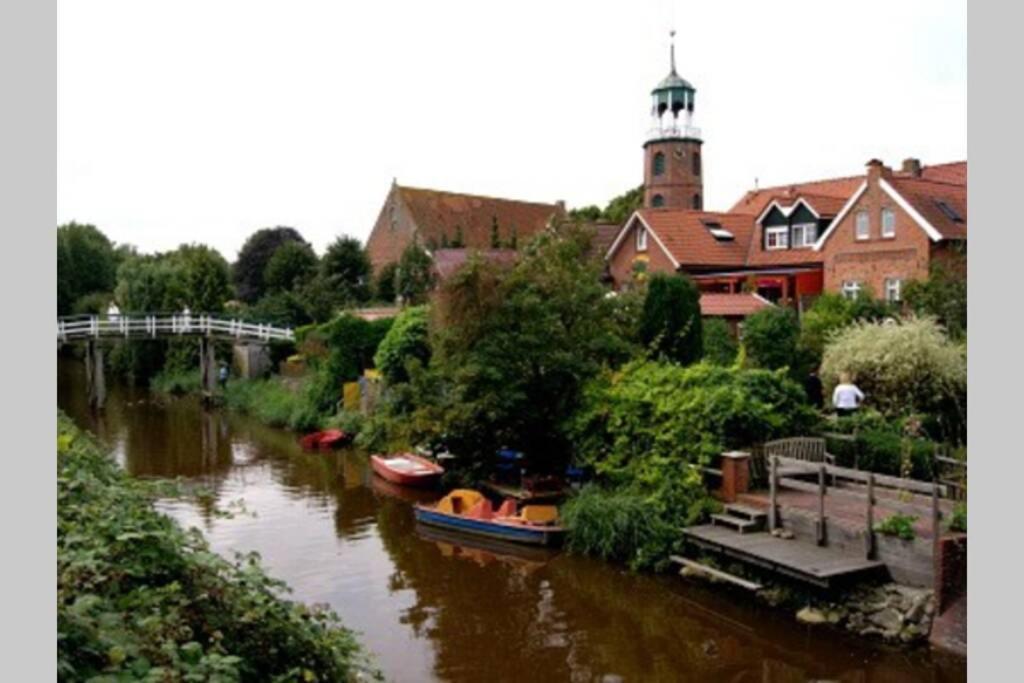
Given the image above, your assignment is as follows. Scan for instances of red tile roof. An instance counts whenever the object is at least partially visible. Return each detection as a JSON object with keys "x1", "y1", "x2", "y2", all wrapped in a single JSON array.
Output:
[
  {"x1": 636, "y1": 209, "x2": 756, "y2": 268},
  {"x1": 700, "y1": 293, "x2": 774, "y2": 317},
  {"x1": 887, "y1": 177, "x2": 967, "y2": 240},
  {"x1": 398, "y1": 185, "x2": 562, "y2": 251},
  {"x1": 919, "y1": 161, "x2": 967, "y2": 186}
]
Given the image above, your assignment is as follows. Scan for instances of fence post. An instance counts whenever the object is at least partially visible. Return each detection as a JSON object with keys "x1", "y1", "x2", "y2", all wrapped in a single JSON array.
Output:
[
  {"x1": 817, "y1": 463, "x2": 827, "y2": 546},
  {"x1": 932, "y1": 482, "x2": 941, "y2": 559},
  {"x1": 769, "y1": 455, "x2": 778, "y2": 532},
  {"x1": 865, "y1": 472, "x2": 875, "y2": 559}
]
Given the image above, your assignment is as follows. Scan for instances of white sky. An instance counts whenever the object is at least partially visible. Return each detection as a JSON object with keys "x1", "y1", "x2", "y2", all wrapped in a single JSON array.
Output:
[{"x1": 58, "y1": 0, "x2": 966, "y2": 261}]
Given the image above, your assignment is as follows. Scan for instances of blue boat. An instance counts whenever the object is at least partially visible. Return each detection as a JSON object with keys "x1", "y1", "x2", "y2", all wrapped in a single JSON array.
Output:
[{"x1": 413, "y1": 489, "x2": 565, "y2": 547}]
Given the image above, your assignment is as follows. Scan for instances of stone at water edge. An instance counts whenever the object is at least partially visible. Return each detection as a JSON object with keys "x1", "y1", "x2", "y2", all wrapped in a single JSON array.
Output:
[
  {"x1": 796, "y1": 607, "x2": 828, "y2": 625},
  {"x1": 869, "y1": 607, "x2": 904, "y2": 634}
]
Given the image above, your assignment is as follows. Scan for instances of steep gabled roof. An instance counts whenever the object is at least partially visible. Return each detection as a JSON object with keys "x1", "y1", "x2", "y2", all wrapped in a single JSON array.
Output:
[
  {"x1": 884, "y1": 177, "x2": 967, "y2": 240},
  {"x1": 610, "y1": 209, "x2": 756, "y2": 269},
  {"x1": 730, "y1": 176, "x2": 864, "y2": 218},
  {"x1": 398, "y1": 185, "x2": 563, "y2": 250},
  {"x1": 919, "y1": 161, "x2": 967, "y2": 185}
]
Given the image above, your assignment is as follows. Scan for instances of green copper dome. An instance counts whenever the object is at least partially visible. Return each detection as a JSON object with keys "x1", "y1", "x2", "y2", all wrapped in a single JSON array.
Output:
[{"x1": 652, "y1": 68, "x2": 693, "y2": 93}]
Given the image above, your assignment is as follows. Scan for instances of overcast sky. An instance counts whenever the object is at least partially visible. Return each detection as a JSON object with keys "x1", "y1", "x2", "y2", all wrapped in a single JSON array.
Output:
[{"x1": 58, "y1": 0, "x2": 966, "y2": 260}]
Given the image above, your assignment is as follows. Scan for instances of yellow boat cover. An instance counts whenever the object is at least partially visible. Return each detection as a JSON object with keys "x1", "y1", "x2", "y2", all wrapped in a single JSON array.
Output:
[
  {"x1": 435, "y1": 489, "x2": 485, "y2": 515},
  {"x1": 519, "y1": 505, "x2": 559, "y2": 525}
]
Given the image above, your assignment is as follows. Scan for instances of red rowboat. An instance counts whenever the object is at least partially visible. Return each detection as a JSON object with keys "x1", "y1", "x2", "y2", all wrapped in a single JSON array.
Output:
[
  {"x1": 371, "y1": 453, "x2": 444, "y2": 487},
  {"x1": 299, "y1": 429, "x2": 350, "y2": 451}
]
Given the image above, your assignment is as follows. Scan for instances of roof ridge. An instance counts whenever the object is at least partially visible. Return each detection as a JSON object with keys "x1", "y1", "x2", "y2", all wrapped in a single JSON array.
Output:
[
  {"x1": 398, "y1": 184, "x2": 560, "y2": 209},
  {"x1": 889, "y1": 176, "x2": 967, "y2": 189}
]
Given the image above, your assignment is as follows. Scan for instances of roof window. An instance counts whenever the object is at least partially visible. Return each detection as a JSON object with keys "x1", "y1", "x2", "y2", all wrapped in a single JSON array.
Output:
[
  {"x1": 701, "y1": 220, "x2": 734, "y2": 241},
  {"x1": 934, "y1": 200, "x2": 963, "y2": 223}
]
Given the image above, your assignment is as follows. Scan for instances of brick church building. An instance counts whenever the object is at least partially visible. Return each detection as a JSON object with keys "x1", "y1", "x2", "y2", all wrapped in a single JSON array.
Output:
[{"x1": 605, "y1": 39, "x2": 967, "y2": 316}]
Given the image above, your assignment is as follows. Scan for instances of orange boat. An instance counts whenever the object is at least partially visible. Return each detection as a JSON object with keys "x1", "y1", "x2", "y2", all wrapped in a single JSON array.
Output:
[
  {"x1": 414, "y1": 489, "x2": 565, "y2": 547},
  {"x1": 370, "y1": 452, "x2": 444, "y2": 487}
]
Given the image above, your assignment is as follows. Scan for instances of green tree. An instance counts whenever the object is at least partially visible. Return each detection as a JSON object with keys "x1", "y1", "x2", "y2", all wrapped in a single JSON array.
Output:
[
  {"x1": 264, "y1": 240, "x2": 318, "y2": 293},
  {"x1": 568, "y1": 205, "x2": 603, "y2": 221},
  {"x1": 233, "y1": 227, "x2": 309, "y2": 303},
  {"x1": 638, "y1": 273, "x2": 703, "y2": 365},
  {"x1": 904, "y1": 259, "x2": 967, "y2": 339},
  {"x1": 374, "y1": 305, "x2": 431, "y2": 384},
  {"x1": 321, "y1": 235, "x2": 371, "y2": 304},
  {"x1": 170, "y1": 244, "x2": 232, "y2": 312},
  {"x1": 702, "y1": 317, "x2": 738, "y2": 366},
  {"x1": 57, "y1": 222, "x2": 119, "y2": 315},
  {"x1": 742, "y1": 306, "x2": 800, "y2": 372},
  {"x1": 395, "y1": 242, "x2": 435, "y2": 305},
  {"x1": 374, "y1": 262, "x2": 399, "y2": 303},
  {"x1": 601, "y1": 185, "x2": 645, "y2": 225}
]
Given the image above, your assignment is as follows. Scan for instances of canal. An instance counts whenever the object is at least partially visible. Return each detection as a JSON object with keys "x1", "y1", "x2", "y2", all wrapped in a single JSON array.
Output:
[{"x1": 59, "y1": 360, "x2": 966, "y2": 682}]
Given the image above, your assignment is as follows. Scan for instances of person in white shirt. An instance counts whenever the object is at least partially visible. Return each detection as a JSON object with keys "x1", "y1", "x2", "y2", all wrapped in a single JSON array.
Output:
[{"x1": 832, "y1": 372, "x2": 865, "y2": 417}]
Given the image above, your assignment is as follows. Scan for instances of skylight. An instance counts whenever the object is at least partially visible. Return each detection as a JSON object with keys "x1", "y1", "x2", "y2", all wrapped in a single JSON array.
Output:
[
  {"x1": 934, "y1": 200, "x2": 964, "y2": 223},
  {"x1": 701, "y1": 220, "x2": 734, "y2": 241}
]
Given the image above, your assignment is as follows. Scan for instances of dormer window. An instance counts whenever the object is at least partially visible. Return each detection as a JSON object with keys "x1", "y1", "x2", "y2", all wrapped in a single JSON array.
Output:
[
  {"x1": 636, "y1": 226, "x2": 648, "y2": 252},
  {"x1": 765, "y1": 226, "x2": 789, "y2": 250},
  {"x1": 792, "y1": 222, "x2": 817, "y2": 248}
]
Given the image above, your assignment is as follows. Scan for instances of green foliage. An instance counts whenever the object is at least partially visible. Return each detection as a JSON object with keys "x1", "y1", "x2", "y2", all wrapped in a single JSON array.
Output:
[
  {"x1": 321, "y1": 235, "x2": 372, "y2": 304},
  {"x1": 949, "y1": 502, "x2": 967, "y2": 533},
  {"x1": 875, "y1": 513, "x2": 918, "y2": 541},
  {"x1": 223, "y1": 377, "x2": 324, "y2": 431},
  {"x1": 373, "y1": 262, "x2": 399, "y2": 304},
  {"x1": 702, "y1": 317, "x2": 738, "y2": 366},
  {"x1": 150, "y1": 369, "x2": 201, "y2": 395},
  {"x1": 374, "y1": 305, "x2": 431, "y2": 385},
  {"x1": 742, "y1": 306, "x2": 799, "y2": 372},
  {"x1": 71, "y1": 291, "x2": 114, "y2": 316},
  {"x1": 232, "y1": 226, "x2": 310, "y2": 303},
  {"x1": 567, "y1": 205, "x2": 603, "y2": 222},
  {"x1": 302, "y1": 314, "x2": 394, "y2": 416},
  {"x1": 57, "y1": 414, "x2": 373, "y2": 681},
  {"x1": 264, "y1": 240, "x2": 318, "y2": 293},
  {"x1": 395, "y1": 242, "x2": 435, "y2": 305},
  {"x1": 798, "y1": 293, "x2": 854, "y2": 364},
  {"x1": 568, "y1": 186, "x2": 643, "y2": 225},
  {"x1": 904, "y1": 256, "x2": 967, "y2": 340},
  {"x1": 169, "y1": 244, "x2": 232, "y2": 312},
  {"x1": 58, "y1": 222, "x2": 119, "y2": 315},
  {"x1": 245, "y1": 290, "x2": 314, "y2": 329},
  {"x1": 561, "y1": 486, "x2": 682, "y2": 570},
  {"x1": 638, "y1": 273, "x2": 703, "y2": 365},
  {"x1": 820, "y1": 317, "x2": 966, "y2": 441}
]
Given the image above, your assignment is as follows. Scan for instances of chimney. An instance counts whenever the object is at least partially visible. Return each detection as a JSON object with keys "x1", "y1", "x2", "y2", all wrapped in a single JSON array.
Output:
[
  {"x1": 865, "y1": 158, "x2": 890, "y2": 183},
  {"x1": 901, "y1": 158, "x2": 922, "y2": 177},
  {"x1": 555, "y1": 199, "x2": 566, "y2": 214}
]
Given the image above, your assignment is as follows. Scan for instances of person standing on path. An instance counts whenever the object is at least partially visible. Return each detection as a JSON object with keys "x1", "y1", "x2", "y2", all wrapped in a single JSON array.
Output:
[{"x1": 832, "y1": 372, "x2": 864, "y2": 417}]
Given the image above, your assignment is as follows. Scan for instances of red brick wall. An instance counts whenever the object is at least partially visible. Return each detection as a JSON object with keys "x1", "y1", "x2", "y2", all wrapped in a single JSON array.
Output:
[
  {"x1": 820, "y1": 171, "x2": 932, "y2": 298},
  {"x1": 643, "y1": 139, "x2": 703, "y2": 209},
  {"x1": 607, "y1": 220, "x2": 678, "y2": 289},
  {"x1": 365, "y1": 185, "x2": 419, "y2": 274}
]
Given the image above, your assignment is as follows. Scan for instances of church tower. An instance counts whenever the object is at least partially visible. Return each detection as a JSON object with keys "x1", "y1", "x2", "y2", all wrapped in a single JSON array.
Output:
[{"x1": 643, "y1": 32, "x2": 703, "y2": 210}]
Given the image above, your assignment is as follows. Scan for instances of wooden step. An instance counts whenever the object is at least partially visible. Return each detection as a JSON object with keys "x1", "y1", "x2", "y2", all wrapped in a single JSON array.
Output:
[
  {"x1": 710, "y1": 513, "x2": 763, "y2": 533},
  {"x1": 670, "y1": 556, "x2": 763, "y2": 590},
  {"x1": 723, "y1": 504, "x2": 768, "y2": 521}
]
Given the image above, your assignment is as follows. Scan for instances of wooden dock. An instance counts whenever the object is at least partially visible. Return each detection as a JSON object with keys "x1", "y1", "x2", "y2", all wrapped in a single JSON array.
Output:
[{"x1": 682, "y1": 524, "x2": 885, "y2": 589}]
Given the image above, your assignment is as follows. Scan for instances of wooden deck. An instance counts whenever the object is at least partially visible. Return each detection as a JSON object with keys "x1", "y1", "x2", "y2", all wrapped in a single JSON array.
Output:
[{"x1": 682, "y1": 524, "x2": 885, "y2": 589}]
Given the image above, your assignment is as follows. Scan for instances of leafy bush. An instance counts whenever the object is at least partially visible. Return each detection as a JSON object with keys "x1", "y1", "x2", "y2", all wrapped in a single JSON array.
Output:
[
  {"x1": 903, "y1": 255, "x2": 967, "y2": 340},
  {"x1": 702, "y1": 317, "x2": 738, "y2": 366},
  {"x1": 820, "y1": 317, "x2": 966, "y2": 441},
  {"x1": 232, "y1": 226, "x2": 310, "y2": 303},
  {"x1": 57, "y1": 414, "x2": 373, "y2": 680},
  {"x1": 150, "y1": 369, "x2": 201, "y2": 395},
  {"x1": 374, "y1": 262, "x2": 399, "y2": 303},
  {"x1": 562, "y1": 486, "x2": 684, "y2": 570},
  {"x1": 374, "y1": 305, "x2": 431, "y2": 384},
  {"x1": 263, "y1": 240, "x2": 318, "y2": 293},
  {"x1": 321, "y1": 235, "x2": 372, "y2": 304},
  {"x1": 875, "y1": 513, "x2": 918, "y2": 540},
  {"x1": 856, "y1": 429, "x2": 936, "y2": 480},
  {"x1": 223, "y1": 377, "x2": 324, "y2": 431},
  {"x1": 742, "y1": 306, "x2": 799, "y2": 372},
  {"x1": 949, "y1": 502, "x2": 967, "y2": 533},
  {"x1": 71, "y1": 291, "x2": 114, "y2": 315},
  {"x1": 638, "y1": 273, "x2": 702, "y2": 365}
]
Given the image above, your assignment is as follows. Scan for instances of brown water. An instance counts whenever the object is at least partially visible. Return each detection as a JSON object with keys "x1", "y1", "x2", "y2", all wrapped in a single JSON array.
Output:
[{"x1": 59, "y1": 359, "x2": 966, "y2": 682}]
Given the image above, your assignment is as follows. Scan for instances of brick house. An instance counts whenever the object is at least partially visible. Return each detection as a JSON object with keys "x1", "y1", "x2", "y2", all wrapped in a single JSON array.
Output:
[
  {"x1": 814, "y1": 159, "x2": 967, "y2": 303},
  {"x1": 364, "y1": 181, "x2": 565, "y2": 274}
]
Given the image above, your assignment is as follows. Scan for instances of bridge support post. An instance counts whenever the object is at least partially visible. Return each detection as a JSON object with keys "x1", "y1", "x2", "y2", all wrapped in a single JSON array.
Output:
[
  {"x1": 199, "y1": 337, "x2": 218, "y2": 399},
  {"x1": 85, "y1": 340, "x2": 106, "y2": 410}
]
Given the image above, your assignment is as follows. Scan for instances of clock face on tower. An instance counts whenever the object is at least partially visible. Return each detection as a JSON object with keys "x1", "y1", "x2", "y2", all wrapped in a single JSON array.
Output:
[{"x1": 673, "y1": 146, "x2": 685, "y2": 160}]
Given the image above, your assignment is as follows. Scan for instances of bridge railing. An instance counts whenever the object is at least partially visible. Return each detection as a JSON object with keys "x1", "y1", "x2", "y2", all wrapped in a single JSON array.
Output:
[{"x1": 58, "y1": 314, "x2": 294, "y2": 343}]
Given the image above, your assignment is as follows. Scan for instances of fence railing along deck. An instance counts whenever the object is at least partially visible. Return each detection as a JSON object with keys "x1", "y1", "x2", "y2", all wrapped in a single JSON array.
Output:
[{"x1": 57, "y1": 314, "x2": 294, "y2": 344}]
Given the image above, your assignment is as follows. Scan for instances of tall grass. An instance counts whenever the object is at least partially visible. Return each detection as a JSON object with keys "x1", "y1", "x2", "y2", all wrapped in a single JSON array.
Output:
[
  {"x1": 150, "y1": 368, "x2": 201, "y2": 395},
  {"x1": 223, "y1": 377, "x2": 324, "y2": 431}
]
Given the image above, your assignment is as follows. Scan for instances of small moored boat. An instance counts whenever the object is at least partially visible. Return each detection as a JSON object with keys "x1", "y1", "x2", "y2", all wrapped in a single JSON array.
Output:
[
  {"x1": 299, "y1": 429, "x2": 350, "y2": 451},
  {"x1": 371, "y1": 453, "x2": 444, "y2": 487},
  {"x1": 414, "y1": 489, "x2": 565, "y2": 547}
]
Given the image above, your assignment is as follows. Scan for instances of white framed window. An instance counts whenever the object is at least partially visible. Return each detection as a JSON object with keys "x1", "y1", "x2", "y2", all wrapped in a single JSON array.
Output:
[
  {"x1": 855, "y1": 211, "x2": 870, "y2": 240},
  {"x1": 792, "y1": 222, "x2": 818, "y2": 248},
  {"x1": 884, "y1": 277, "x2": 902, "y2": 303},
  {"x1": 765, "y1": 226, "x2": 789, "y2": 250},
  {"x1": 842, "y1": 281, "x2": 862, "y2": 300},
  {"x1": 636, "y1": 226, "x2": 648, "y2": 252},
  {"x1": 881, "y1": 208, "x2": 896, "y2": 238}
]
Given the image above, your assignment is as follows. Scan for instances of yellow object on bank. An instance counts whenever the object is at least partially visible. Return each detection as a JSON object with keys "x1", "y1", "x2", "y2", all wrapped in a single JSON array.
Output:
[{"x1": 343, "y1": 382, "x2": 360, "y2": 411}]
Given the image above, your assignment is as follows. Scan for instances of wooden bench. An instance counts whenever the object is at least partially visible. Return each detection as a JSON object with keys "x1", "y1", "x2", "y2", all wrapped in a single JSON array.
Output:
[{"x1": 763, "y1": 437, "x2": 836, "y2": 484}]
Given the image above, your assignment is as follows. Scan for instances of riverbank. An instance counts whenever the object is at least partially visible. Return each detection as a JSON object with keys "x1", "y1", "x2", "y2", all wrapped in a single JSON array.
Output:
[{"x1": 57, "y1": 412, "x2": 377, "y2": 681}]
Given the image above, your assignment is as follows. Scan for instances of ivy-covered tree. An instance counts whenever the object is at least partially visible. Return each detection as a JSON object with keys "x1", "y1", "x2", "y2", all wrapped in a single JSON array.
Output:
[
  {"x1": 232, "y1": 227, "x2": 310, "y2": 303},
  {"x1": 395, "y1": 242, "x2": 435, "y2": 305},
  {"x1": 638, "y1": 273, "x2": 703, "y2": 365},
  {"x1": 320, "y1": 235, "x2": 371, "y2": 304}
]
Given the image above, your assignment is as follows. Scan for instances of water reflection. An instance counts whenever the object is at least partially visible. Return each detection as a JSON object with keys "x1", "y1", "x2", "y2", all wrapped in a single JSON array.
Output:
[{"x1": 58, "y1": 358, "x2": 965, "y2": 683}]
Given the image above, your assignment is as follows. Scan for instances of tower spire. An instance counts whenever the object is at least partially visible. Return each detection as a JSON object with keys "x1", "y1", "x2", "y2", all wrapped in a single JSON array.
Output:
[{"x1": 670, "y1": 30, "x2": 676, "y2": 73}]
